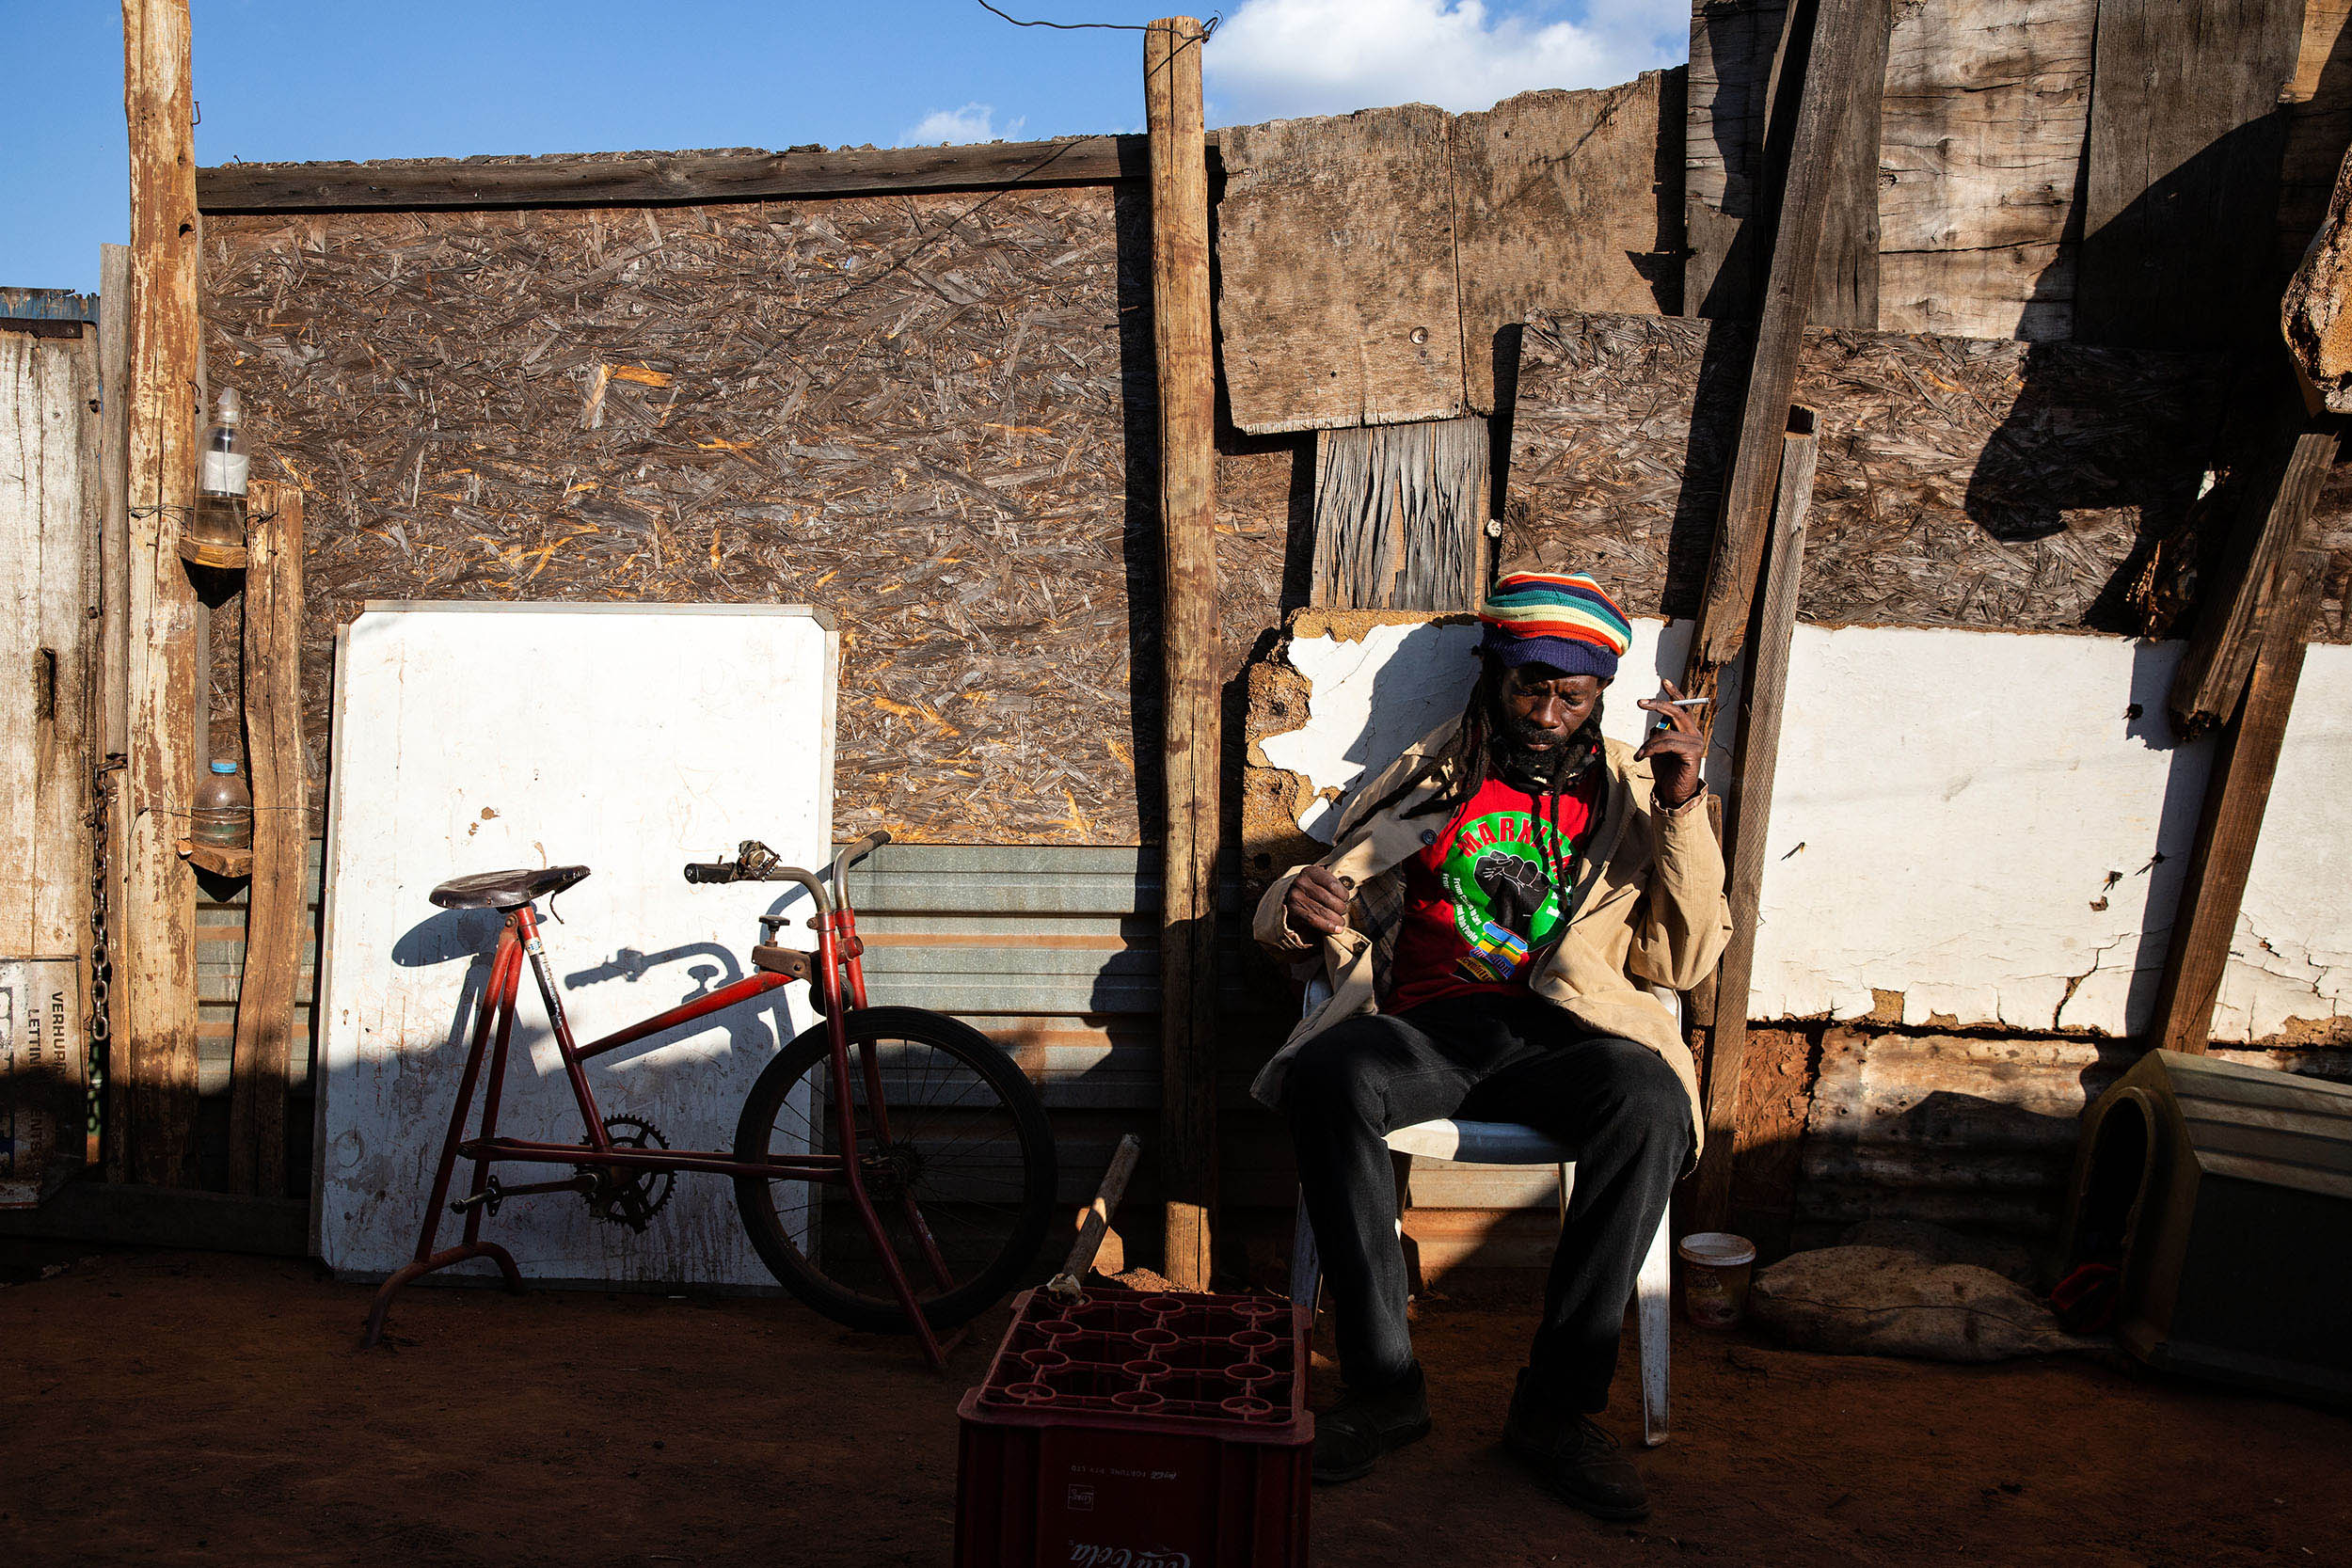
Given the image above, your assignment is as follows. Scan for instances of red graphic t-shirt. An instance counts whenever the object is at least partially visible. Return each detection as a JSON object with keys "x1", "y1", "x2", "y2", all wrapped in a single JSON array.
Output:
[{"x1": 1380, "y1": 771, "x2": 1600, "y2": 1014}]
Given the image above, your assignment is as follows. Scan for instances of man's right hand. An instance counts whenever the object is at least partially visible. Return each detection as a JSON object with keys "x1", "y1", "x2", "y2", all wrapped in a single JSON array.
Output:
[{"x1": 1283, "y1": 864, "x2": 1354, "y2": 938}]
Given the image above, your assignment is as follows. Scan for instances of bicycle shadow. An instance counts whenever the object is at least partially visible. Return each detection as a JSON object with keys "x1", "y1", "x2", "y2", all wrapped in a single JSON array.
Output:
[{"x1": 387, "y1": 885, "x2": 819, "y2": 1085}]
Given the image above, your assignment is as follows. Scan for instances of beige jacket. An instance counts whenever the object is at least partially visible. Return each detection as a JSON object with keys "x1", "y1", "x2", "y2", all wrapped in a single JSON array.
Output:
[{"x1": 1248, "y1": 717, "x2": 1734, "y2": 1155}]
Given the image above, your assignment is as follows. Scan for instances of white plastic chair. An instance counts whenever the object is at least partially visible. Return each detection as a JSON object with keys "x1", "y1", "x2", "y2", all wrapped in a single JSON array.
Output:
[{"x1": 1289, "y1": 979, "x2": 1677, "y2": 1448}]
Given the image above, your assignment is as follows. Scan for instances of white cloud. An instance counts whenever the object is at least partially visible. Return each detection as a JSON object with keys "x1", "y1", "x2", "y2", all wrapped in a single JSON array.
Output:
[
  {"x1": 898, "y1": 103, "x2": 1028, "y2": 147},
  {"x1": 1205, "y1": 0, "x2": 1688, "y2": 124}
]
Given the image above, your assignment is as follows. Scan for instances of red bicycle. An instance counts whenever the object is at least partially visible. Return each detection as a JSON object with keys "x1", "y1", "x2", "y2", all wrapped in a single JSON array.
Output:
[{"x1": 362, "y1": 831, "x2": 1057, "y2": 1368}]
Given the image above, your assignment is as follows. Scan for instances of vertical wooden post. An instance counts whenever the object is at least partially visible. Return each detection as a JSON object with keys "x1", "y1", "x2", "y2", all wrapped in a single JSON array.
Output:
[
  {"x1": 1689, "y1": 409, "x2": 1819, "y2": 1235},
  {"x1": 120, "y1": 0, "x2": 205, "y2": 1187},
  {"x1": 1682, "y1": 0, "x2": 1870, "y2": 702},
  {"x1": 2143, "y1": 548, "x2": 2327, "y2": 1054},
  {"x1": 1146, "y1": 15, "x2": 1219, "y2": 1291},
  {"x1": 229, "y1": 482, "x2": 304, "y2": 1196},
  {"x1": 97, "y1": 244, "x2": 135, "y2": 1176}
]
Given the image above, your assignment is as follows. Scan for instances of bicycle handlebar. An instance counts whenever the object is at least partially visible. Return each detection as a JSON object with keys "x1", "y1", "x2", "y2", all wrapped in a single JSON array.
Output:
[{"x1": 680, "y1": 832, "x2": 893, "y2": 911}]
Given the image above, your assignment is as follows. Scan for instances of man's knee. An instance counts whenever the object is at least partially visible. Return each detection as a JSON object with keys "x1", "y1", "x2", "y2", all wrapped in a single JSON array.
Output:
[
  {"x1": 1593, "y1": 1040, "x2": 1692, "y2": 1156},
  {"x1": 1282, "y1": 1022, "x2": 1399, "y2": 1127}
]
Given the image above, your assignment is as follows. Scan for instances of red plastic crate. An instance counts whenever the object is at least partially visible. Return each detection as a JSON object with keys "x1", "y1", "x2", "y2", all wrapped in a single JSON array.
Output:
[{"x1": 955, "y1": 1289, "x2": 1312, "y2": 1568}]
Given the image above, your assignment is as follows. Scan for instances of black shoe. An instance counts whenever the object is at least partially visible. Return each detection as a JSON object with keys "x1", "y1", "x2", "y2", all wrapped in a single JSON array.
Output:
[
  {"x1": 1311, "y1": 1362, "x2": 1432, "y2": 1484},
  {"x1": 1502, "y1": 1370, "x2": 1648, "y2": 1522}
]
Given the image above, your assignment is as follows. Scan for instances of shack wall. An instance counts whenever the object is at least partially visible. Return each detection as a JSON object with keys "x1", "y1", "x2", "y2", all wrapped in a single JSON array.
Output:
[{"x1": 200, "y1": 192, "x2": 1295, "y2": 846}]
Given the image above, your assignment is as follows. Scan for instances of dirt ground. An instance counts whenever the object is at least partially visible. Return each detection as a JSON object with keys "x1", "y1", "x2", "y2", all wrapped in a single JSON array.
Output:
[{"x1": 3, "y1": 1243, "x2": 2345, "y2": 1568}]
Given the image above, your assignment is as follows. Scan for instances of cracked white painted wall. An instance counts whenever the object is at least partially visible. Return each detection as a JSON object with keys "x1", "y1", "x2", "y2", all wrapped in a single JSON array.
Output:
[{"x1": 1258, "y1": 619, "x2": 2352, "y2": 1042}]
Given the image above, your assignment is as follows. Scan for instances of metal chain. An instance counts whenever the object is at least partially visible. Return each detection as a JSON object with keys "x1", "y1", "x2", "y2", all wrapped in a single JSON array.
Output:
[{"x1": 85, "y1": 754, "x2": 124, "y2": 1158}]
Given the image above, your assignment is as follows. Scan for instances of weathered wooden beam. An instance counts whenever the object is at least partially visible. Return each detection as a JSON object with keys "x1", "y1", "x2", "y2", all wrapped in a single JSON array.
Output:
[
  {"x1": 1689, "y1": 409, "x2": 1819, "y2": 1236},
  {"x1": 1814, "y1": 0, "x2": 1889, "y2": 330},
  {"x1": 2169, "y1": 425, "x2": 2338, "y2": 736},
  {"x1": 1685, "y1": 0, "x2": 1873, "y2": 691},
  {"x1": 1147, "y1": 16, "x2": 1220, "y2": 1291},
  {"x1": 1215, "y1": 104, "x2": 1462, "y2": 435},
  {"x1": 2077, "y1": 0, "x2": 2306, "y2": 350},
  {"x1": 1310, "y1": 417, "x2": 1488, "y2": 611},
  {"x1": 2144, "y1": 547, "x2": 2328, "y2": 1054},
  {"x1": 96, "y1": 244, "x2": 132, "y2": 1180},
  {"x1": 227, "y1": 482, "x2": 303, "y2": 1197},
  {"x1": 120, "y1": 0, "x2": 205, "y2": 1187},
  {"x1": 195, "y1": 135, "x2": 1214, "y2": 214}
]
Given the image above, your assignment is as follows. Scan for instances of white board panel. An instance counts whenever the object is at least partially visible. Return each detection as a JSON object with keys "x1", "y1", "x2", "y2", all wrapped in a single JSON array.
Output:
[
  {"x1": 2221, "y1": 644, "x2": 2352, "y2": 1040},
  {"x1": 1259, "y1": 619, "x2": 2352, "y2": 1042},
  {"x1": 315, "y1": 604, "x2": 836, "y2": 1286}
]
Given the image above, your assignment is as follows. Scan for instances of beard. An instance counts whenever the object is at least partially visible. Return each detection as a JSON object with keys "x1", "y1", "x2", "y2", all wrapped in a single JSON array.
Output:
[{"x1": 1489, "y1": 692, "x2": 1604, "y2": 792}]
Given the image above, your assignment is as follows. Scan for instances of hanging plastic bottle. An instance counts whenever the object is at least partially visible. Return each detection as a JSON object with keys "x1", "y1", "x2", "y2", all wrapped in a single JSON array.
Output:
[
  {"x1": 183, "y1": 388, "x2": 249, "y2": 568},
  {"x1": 189, "y1": 760, "x2": 253, "y2": 850}
]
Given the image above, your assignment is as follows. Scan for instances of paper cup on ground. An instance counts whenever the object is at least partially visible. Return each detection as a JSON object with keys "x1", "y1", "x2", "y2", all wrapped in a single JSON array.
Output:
[{"x1": 1677, "y1": 1232, "x2": 1758, "y2": 1327}]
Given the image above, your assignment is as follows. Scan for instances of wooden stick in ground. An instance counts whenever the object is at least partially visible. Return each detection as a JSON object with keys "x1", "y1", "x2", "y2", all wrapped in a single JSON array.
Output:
[
  {"x1": 228, "y1": 483, "x2": 305, "y2": 1196},
  {"x1": 1047, "y1": 1133, "x2": 1145, "y2": 1302},
  {"x1": 1689, "y1": 409, "x2": 1820, "y2": 1236},
  {"x1": 119, "y1": 0, "x2": 205, "y2": 1187},
  {"x1": 2143, "y1": 547, "x2": 2327, "y2": 1056},
  {"x1": 1681, "y1": 0, "x2": 1870, "y2": 705},
  {"x1": 1146, "y1": 15, "x2": 1220, "y2": 1292},
  {"x1": 2167, "y1": 425, "x2": 2338, "y2": 737}
]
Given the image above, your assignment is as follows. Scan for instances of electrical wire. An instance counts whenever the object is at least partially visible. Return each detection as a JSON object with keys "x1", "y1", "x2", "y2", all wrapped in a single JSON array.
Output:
[{"x1": 973, "y1": 2, "x2": 1219, "y2": 40}]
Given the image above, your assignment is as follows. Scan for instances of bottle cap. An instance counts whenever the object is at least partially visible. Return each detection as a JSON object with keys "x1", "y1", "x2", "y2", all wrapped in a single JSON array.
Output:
[
  {"x1": 215, "y1": 388, "x2": 241, "y2": 423},
  {"x1": 211, "y1": 761, "x2": 238, "y2": 774}
]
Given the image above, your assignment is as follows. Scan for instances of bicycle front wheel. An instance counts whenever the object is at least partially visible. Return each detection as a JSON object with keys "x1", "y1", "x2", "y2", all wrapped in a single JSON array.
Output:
[{"x1": 733, "y1": 1006, "x2": 1057, "y2": 1333}]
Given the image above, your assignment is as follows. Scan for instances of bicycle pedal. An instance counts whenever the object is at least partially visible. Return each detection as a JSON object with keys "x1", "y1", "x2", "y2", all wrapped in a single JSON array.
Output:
[{"x1": 449, "y1": 1178, "x2": 505, "y2": 1217}]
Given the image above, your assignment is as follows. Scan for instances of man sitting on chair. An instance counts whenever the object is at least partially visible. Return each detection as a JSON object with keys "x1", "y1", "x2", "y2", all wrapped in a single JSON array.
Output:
[{"x1": 1249, "y1": 571, "x2": 1730, "y2": 1520}]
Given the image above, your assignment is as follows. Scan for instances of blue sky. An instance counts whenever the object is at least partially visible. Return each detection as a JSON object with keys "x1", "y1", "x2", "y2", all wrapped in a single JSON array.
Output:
[{"x1": 3, "y1": 0, "x2": 1688, "y2": 295}]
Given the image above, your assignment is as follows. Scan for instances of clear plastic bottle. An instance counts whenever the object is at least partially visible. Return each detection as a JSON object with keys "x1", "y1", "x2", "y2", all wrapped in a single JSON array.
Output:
[
  {"x1": 184, "y1": 388, "x2": 249, "y2": 567},
  {"x1": 190, "y1": 760, "x2": 253, "y2": 849}
]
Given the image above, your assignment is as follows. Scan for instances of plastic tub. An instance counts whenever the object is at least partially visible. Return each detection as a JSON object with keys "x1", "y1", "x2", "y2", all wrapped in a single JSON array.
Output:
[{"x1": 1677, "y1": 1231, "x2": 1758, "y2": 1328}]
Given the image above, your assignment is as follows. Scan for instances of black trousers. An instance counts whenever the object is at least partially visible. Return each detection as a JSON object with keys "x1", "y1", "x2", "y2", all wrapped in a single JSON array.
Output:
[{"x1": 1283, "y1": 990, "x2": 1692, "y2": 1413}]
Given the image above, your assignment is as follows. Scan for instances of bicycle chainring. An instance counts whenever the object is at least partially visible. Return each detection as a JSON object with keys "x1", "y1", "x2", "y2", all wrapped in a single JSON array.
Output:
[{"x1": 577, "y1": 1115, "x2": 675, "y2": 1232}]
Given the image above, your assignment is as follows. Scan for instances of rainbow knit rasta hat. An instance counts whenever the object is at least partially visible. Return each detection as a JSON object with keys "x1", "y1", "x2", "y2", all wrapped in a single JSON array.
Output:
[{"x1": 1476, "y1": 570, "x2": 1633, "y2": 680}]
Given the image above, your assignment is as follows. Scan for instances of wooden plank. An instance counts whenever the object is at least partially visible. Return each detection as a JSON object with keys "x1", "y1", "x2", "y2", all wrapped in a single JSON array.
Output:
[
  {"x1": 1876, "y1": 0, "x2": 2097, "y2": 341},
  {"x1": 0, "y1": 329, "x2": 101, "y2": 1191},
  {"x1": 1309, "y1": 416, "x2": 1487, "y2": 611},
  {"x1": 1683, "y1": 0, "x2": 1792, "y2": 319},
  {"x1": 2276, "y1": 0, "x2": 2352, "y2": 267},
  {"x1": 2077, "y1": 0, "x2": 2307, "y2": 349},
  {"x1": 2144, "y1": 548, "x2": 2328, "y2": 1055},
  {"x1": 1689, "y1": 411, "x2": 1818, "y2": 1234},
  {"x1": 1451, "y1": 74, "x2": 1678, "y2": 413},
  {"x1": 226, "y1": 482, "x2": 302, "y2": 1197},
  {"x1": 120, "y1": 0, "x2": 206, "y2": 1188},
  {"x1": 2169, "y1": 427, "x2": 2339, "y2": 736},
  {"x1": 1685, "y1": 0, "x2": 1881, "y2": 688},
  {"x1": 1814, "y1": 0, "x2": 1889, "y2": 330},
  {"x1": 1215, "y1": 103, "x2": 1463, "y2": 435},
  {"x1": 1147, "y1": 17, "x2": 1219, "y2": 1291},
  {"x1": 194, "y1": 135, "x2": 1204, "y2": 214}
]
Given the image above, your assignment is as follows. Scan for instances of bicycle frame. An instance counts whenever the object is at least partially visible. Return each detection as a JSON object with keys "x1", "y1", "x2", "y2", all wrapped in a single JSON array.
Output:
[{"x1": 361, "y1": 839, "x2": 957, "y2": 1369}]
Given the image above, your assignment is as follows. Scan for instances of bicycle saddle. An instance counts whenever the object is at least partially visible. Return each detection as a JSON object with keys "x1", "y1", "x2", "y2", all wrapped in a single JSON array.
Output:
[{"x1": 429, "y1": 865, "x2": 591, "y2": 911}]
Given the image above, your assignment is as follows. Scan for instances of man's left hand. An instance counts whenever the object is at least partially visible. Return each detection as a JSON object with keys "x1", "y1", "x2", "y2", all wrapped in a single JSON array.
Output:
[{"x1": 1634, "y1": 679, "x2": 1706, "y2": 810}]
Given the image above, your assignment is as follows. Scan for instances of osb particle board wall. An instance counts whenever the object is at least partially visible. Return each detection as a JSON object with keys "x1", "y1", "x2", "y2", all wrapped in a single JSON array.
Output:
[
  {"x1": 1500, "y1": 310, "x2": 2352, "y2": 642},
  {"x1": 200, "y1": 190, "x2": 1294, "y2": 844}
]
